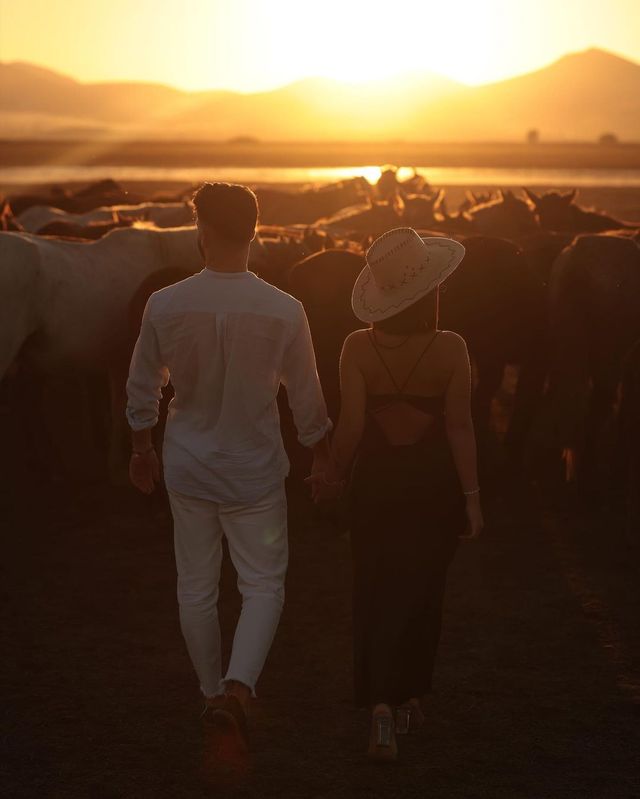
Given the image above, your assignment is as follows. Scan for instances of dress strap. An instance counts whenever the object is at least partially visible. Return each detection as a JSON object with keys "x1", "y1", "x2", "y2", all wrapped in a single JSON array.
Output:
[
  {"x1": 367, "y1": 330, "x2": 440, "y2": 395},
  {"x1": 368, "y1": 330, "x2": 403, "y2": 393},
  {"x1": 398, "y1": 331, "x2": 440, "y2": 394}
]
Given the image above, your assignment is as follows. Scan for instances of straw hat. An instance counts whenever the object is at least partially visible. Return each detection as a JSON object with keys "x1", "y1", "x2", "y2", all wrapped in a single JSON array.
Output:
[{"x1": 351, "y1": 228, "x2": 465, "y2": 323}]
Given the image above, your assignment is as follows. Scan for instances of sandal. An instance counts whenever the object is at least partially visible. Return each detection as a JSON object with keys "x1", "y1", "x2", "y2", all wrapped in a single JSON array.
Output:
[
  {"x1": 395, "y1": 700, "x2": 425, "y2": 735},
  {"x1": 367, "y1": 711, "x2": 398, "y2": 762}
]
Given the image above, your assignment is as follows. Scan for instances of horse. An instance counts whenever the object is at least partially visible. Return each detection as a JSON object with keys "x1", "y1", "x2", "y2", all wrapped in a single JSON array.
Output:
[
  {"x1": 544, "y1": 234, "x2": 640, "y2": 491},
  {"x1": 8, "y1": 179, "x2": 144, "y2": 216},
  {"x1": 18, "y1": 202, "x2": 194, "y2": 233},
  {"x1": 619, "y1": 338, "x2": 640, "y2": 552},
  {"x1": 319, "y1": 195, "x2": 405, "y2": 239},
  {"x1": 439, "y1": 235, "x2": 548, "y2": 471},
  {"x1": 280, "y1": 249, "x2": 365, "y2": 479},
  {"x1": 464, "y1": 190, "x2": 539, "y2": 237},
  {"x1": 457, "y1": 191, "x2": 496, "y2": 215},
  {"x1": 0, "y1": 227, "x2": 202, "y2": 484},
  {"x1": 38, "y1": 218, "x2": 136, "y2": 240},
  {"x1": 402, "y1": 189, "x2": 445, "y2": 229},
  {"x1": 524, "y1": 188, "x2": 638, "y2": 233},
  {"x1": 287, "y1": 249, "x2": 365, "y2": 420},
  {"x1": 255, "y1": 178, "x2": 370, "y2": 225}
]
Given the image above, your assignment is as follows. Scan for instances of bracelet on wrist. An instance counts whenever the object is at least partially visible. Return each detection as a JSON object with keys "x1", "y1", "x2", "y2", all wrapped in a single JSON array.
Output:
[
  {"x1": 132, "y1": 446, "x2": 155, "y2": 457},
  {"x1": 463, "y1": 487, "x2": 480, "y2": 496}
]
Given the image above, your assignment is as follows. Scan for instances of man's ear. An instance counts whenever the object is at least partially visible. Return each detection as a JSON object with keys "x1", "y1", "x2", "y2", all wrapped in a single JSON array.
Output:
[{"x1": 197, "y1": 231, "x2": 205, "y2": 261}]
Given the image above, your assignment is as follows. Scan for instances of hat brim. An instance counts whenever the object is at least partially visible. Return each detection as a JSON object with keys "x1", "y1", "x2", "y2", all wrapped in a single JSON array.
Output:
[{"x1": 351, "y1": 237, "x2": 465, "y2": 323}]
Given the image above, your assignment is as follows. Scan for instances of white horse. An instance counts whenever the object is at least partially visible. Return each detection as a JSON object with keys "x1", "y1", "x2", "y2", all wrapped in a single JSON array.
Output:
[
  {"x1": 1, "y1": 226, "x2": 201, "y2": 478},
  {"x1": 1, "y1": 226, "x2": 270, "y2": 480},
  {"x1": 1, "y1": 226, "x2": 202, "y2": 373},
  {"x1": 18, "y1": 202, "x2": 194, "y2": 233}
]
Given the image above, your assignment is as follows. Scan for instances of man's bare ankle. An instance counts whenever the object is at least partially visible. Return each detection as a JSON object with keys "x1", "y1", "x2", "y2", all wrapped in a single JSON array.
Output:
[{"x1": 225, "y1": 680, "x2": 251, "y2": 711}]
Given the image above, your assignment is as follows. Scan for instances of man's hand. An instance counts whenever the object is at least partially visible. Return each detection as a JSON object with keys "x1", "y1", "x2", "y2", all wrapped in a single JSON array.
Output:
[
  {"x1": 307, "y1": 434, "x2": 331, "y2": 502},
  {"x1": 310, "y1": 436, "x2": 330, "y2": 474},
  {"x1": 129, "y1": 448, "x2": 161, "y2": 494}
]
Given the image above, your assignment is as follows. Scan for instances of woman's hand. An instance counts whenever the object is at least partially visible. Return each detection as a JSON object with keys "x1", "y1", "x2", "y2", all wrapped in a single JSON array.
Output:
[{"x1": 460, "y1": 493, "x2": 483, "y2": 539}]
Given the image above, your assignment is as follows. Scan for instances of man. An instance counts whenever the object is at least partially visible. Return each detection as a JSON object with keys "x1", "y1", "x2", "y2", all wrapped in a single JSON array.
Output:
[{"x1": 126, "y1": 182, "x2": 331, "y2": 749}]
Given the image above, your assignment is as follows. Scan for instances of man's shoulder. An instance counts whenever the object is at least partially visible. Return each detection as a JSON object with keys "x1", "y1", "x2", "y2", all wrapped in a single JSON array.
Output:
[
  {"x1": 251, "y1": 276, "x2": 303, "y2": 320},
  {"x1": 147, "y1": 271, "x2": 202, "y2": 314}
]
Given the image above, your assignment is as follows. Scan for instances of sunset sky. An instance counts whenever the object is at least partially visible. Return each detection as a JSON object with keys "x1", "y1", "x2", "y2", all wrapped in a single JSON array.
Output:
[{"x1": 1, "y1": 0, "x2": 638, "y2": 92}]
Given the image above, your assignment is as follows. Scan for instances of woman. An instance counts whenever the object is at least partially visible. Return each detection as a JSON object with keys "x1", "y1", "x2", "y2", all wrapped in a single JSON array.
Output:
[{"x1": 309, "y1": 228, "x2": 483, "y2": 762}]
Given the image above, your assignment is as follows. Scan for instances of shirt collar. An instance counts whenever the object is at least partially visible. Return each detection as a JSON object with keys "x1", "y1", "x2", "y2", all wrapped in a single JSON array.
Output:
[{"x1": 201, "y1": 268, "x2": 254, "y2": 280}]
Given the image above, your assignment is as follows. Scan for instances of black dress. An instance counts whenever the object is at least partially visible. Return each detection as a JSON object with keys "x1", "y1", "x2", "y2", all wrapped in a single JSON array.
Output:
[{"x1": 348, "y1": 331, "x2": 466, "y2": 707}]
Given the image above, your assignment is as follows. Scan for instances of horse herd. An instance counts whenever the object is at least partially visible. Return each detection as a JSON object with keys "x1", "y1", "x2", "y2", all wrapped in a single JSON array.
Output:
[{"x1": 1, "y1": 169, "x2": 639, "y2": 542}]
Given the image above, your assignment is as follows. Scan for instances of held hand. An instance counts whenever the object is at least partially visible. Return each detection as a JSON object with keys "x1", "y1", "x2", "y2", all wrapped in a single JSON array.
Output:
[
  {"x1": 304, "y1": 472, "x2": 344, "y2": 504},
  {"x1": 310, "y1": 450, "x2": 330, "y2": 483},
  {"x1": 460, "y1": 494, "x2": 483, "y2": 540},
  {"x1": 304, "y1": 472, "x2": 324, "y2": 503},
  {"x1": 129, "y1": 448, "x2": 161, "y2": 494}
]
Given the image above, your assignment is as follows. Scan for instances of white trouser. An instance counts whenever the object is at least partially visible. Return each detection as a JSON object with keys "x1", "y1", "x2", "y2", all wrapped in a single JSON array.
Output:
[{"x1": 168, "y1": 484, "x2": 288, "y2": 698}]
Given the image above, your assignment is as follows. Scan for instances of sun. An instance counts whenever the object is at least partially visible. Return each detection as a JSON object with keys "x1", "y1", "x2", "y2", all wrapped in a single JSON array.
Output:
[{"x1": 250, "y1": 0, "x2": 510, "y2": 89}]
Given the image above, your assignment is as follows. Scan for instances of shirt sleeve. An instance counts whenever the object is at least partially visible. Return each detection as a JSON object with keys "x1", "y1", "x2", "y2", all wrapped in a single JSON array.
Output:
[
  {"x1": 281, "y1": 303, "x2": 333, "y2": 448},
  {"x1": 125, "y1": 297, "x2": 170, "y2": 431}
]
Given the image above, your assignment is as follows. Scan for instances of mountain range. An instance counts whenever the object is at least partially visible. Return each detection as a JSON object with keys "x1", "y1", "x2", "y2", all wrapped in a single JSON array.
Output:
[{"x1": 1, "y1": 48, "x2": 638, "y2": 141}]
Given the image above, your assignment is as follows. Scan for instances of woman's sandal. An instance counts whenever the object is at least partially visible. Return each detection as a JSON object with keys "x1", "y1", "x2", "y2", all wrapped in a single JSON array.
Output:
[
  {"x1": 367, "y1": 712, "x2": 398, "y2": 762},
  {"x1": 395, "y1": 700, "x2": 425, "y2": 735}
]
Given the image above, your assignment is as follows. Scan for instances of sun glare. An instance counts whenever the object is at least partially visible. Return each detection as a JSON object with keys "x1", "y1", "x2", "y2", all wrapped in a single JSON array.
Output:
[{"x1": 235, "y1": 0, "x2": 521, "y2": 90}]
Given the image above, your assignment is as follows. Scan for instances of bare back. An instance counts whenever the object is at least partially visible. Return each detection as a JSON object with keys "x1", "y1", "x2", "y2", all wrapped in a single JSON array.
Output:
[
  {"x1": 350, "y1": 328, "x2": 457, "y2": 448},
  {"x1": 355, "y1": 328, "x2": 454, "y2": 398}
]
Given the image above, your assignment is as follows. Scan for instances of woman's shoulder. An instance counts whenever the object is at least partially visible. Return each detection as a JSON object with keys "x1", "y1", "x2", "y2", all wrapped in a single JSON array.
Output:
[
  {"x1": 342, "y1": 328, "x2": 372, "y2": 349},
  {"x1": 437, "y1": 329, "x2": 468, "y2": 351},
  {"x1": 436, "y1": 330, "x2": 470, "y2": 374}
]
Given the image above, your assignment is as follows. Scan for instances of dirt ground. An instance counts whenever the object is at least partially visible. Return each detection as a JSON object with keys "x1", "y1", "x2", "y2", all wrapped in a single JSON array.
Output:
[{"x1": 2, "y1": 443, "x2": 639, "y2": 799}]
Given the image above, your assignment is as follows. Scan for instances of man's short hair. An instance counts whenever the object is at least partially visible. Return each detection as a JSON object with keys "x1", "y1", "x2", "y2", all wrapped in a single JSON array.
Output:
[{"x1": 193, "y1": 182, "x2": 258, "y2": 244}]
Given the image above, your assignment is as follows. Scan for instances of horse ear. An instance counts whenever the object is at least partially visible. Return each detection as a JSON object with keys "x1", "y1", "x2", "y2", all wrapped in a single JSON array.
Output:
[
  {"x1": 523, "y1": 187, "x2": 540, "y2": 206},
  {"x1": 497, "y1": 189, "x2": 505, "y2": 202},
  {"x1": 433, "y1": 188, "x2": 445, "y2": 208},
  {"x1": 565, "y1": 189, "x2": 577, "y2": 203}
]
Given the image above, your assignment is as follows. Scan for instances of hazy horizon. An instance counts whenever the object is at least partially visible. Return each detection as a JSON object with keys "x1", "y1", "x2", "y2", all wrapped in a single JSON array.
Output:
[
  {"x1": 2, "y1": 45, "x2": 639, "y2": 96},
  {"x1": 3, "y1": 46, "x2": 639, "y2": 142}
]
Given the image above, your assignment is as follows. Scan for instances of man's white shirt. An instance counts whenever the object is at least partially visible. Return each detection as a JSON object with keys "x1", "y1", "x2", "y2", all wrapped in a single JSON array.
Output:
[{"x1": 126, "y1": 268, "x2": 332, "y2": 503}]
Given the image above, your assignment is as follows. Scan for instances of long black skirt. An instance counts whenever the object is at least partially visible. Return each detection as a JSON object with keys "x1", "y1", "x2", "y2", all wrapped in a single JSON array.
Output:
[{"x1": 349, "y1": 446, "x2": 465, "y2": 708}]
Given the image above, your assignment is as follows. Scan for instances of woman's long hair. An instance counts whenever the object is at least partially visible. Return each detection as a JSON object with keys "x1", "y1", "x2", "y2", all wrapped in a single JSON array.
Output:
[{"x1": 372, "y1": 286, "x2": 439, "y2": 336}]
